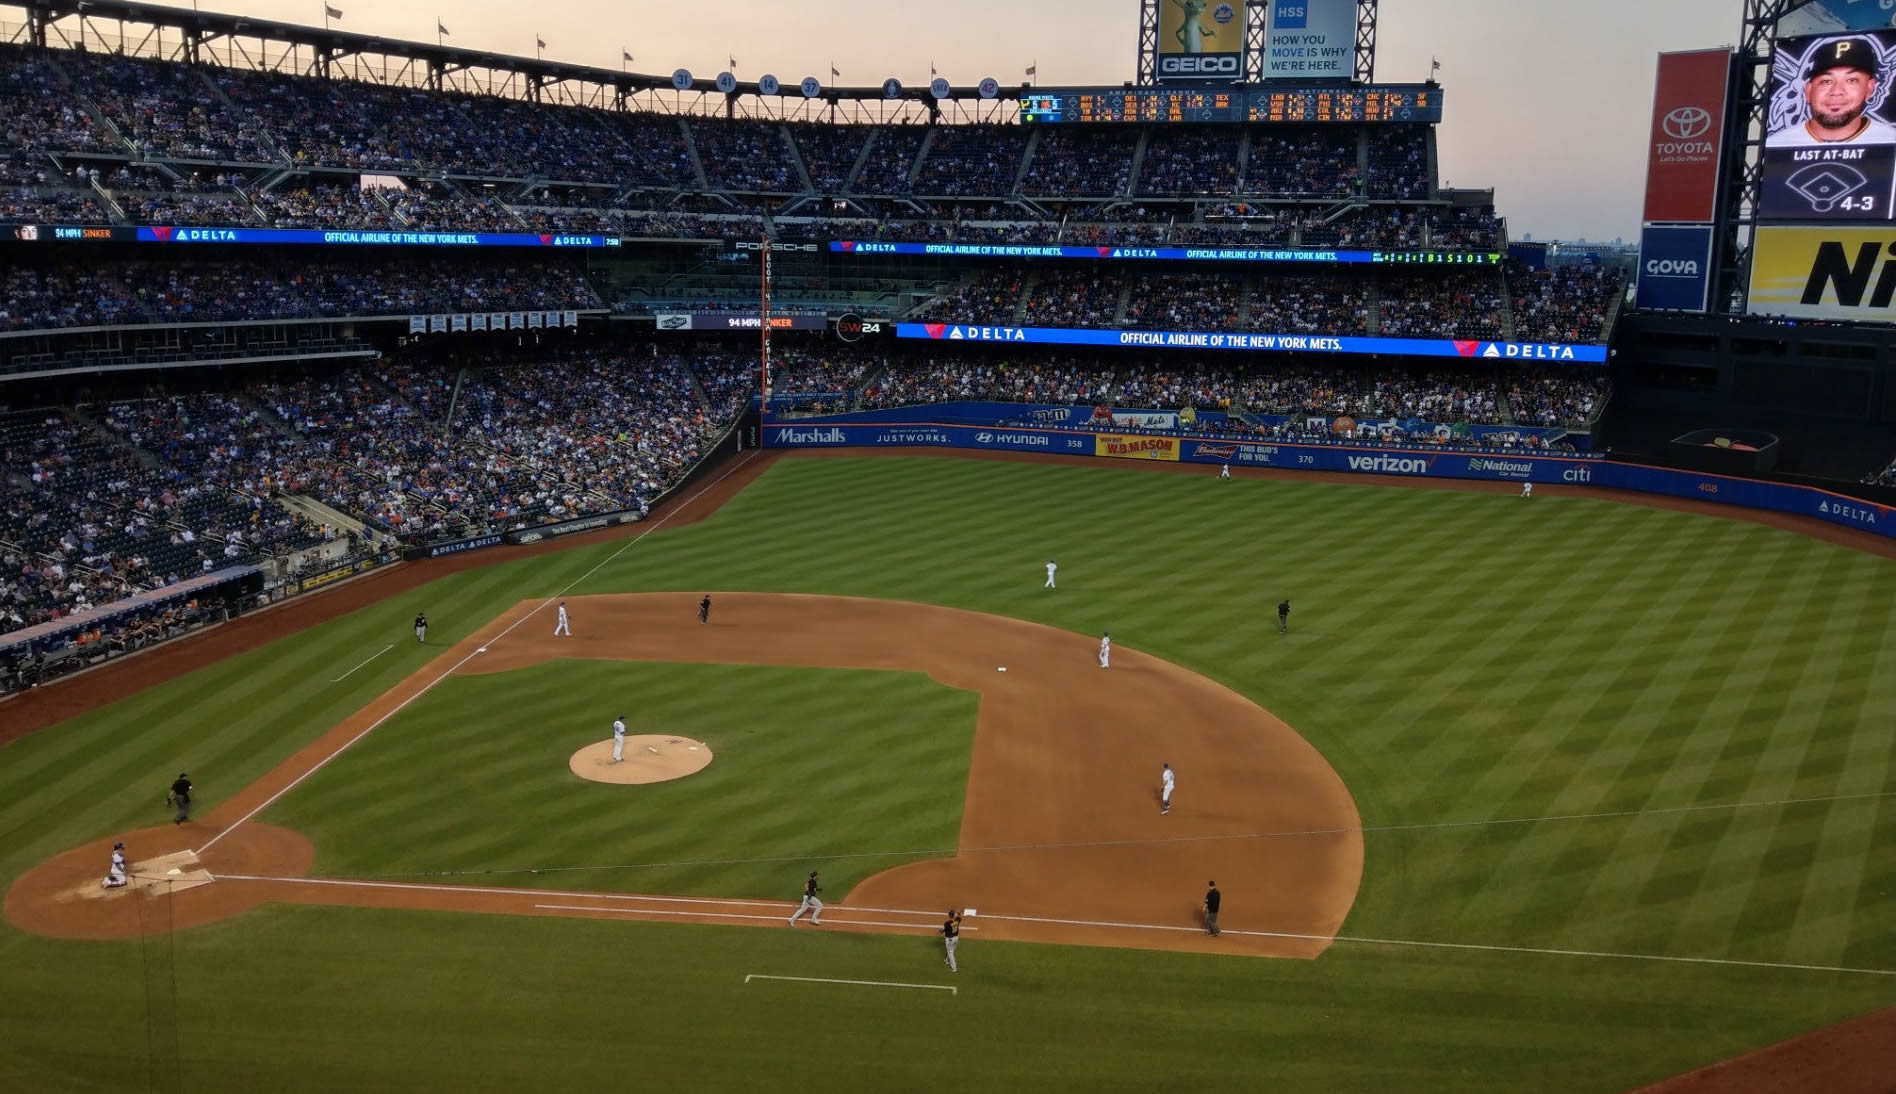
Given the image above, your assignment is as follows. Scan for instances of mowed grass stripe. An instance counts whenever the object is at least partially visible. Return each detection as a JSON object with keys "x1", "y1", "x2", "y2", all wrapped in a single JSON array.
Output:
[{"x1": 261, "y1": 660, "x2": 978, "y2": 897}]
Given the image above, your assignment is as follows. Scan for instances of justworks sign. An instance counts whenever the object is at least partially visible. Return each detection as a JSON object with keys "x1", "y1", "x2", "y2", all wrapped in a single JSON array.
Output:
[{"x1": 1158, "y1": 54, "x2": 1241, "y2": 80}]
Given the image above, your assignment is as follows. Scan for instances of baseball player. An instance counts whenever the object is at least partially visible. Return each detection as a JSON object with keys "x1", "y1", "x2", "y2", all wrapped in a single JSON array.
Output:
[
  {"x1": 788, "y1": 871, "x2": 823, "y2": 925},
  {"x1": 1278, "y1": 600, "x2": 1290, "y2": 634},
  {"x1": 1161, "y1": 762, "x2": 1175, "y2": 815},
  {"x1": 1521, "y1": 482, "x2": 1533, "y2": 498},
  {"x1": 413, "y1": 612, "x2": 427, "y2": 643},
  {"x1": 1044, "y1": 559, "x2": 1057, "y2": 589},
  {"x1": 611, "y1": 716, "x2": 627, "y2": 763},
  {"x1": 1098, "y1": 631, "x2": 1111, "y2": 669},
  {"x1": 168, "y1": 773, "x2": 193, "y2": 824},
  {"x1": 554, "y1": 601, "x2": 571, "y2": 636},
  {"x1": 942, "y1": 909, "x2": 962, "y2": 972},
  {"x1": 103, "y1": 842, "x2": 128, "y2": 889},
  {"x1": 1220, "y1": 463, "x2": 1231, "y2": 479},
  {"x1": 1204, "y1": 881, "x2": 1221, "y2": 935},
  {"x1": 698, "y1": 595, "x2": 711, "y2": 624}
]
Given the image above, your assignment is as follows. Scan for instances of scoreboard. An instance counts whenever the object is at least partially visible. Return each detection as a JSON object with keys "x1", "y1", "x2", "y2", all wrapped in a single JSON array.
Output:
[{"x1": 1019, "y1": 85, "x2": 1442, "y2": 125}]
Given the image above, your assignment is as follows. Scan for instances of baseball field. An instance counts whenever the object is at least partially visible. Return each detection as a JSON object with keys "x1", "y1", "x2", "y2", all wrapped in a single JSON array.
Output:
[{"x1": 2, "y1": 450, "x2": 1892, "y2": 1093}]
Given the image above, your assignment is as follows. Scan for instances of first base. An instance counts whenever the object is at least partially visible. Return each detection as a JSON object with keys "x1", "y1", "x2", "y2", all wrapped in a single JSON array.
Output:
[{"x1": 477, "y1": 647, "x2": 488, "y2": 653}]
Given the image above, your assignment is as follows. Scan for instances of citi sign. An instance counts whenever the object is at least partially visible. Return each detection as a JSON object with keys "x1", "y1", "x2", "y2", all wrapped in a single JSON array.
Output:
[
  {"x1": 772, "y1": 427, "x2": 848, "y2": 445},
  {"x1": 1347, "y1": 455, "x2": 1430, "y2": 475}
]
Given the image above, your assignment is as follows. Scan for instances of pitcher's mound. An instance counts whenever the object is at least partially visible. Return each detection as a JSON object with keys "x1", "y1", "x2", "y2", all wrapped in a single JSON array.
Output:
[{"x1": 570, "y1": 736, "x2": 714, "y2": 785}]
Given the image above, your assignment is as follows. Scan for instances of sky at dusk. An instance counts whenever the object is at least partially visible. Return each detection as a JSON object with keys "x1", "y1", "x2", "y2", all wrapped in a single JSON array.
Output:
[{"x1": 138, "y1": 0, "x2": 1742, "y2": 241}]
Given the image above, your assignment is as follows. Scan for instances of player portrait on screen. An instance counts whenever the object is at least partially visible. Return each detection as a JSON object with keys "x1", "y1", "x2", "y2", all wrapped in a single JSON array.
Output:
[{"x1": 1766, "y1": 35, "x2": 1896, "y2": 147}]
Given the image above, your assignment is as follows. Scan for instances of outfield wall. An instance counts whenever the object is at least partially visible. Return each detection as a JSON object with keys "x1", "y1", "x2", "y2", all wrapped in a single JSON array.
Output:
[{"x1": 761, "y1": 420, "x2": 1895, "y2": 540}]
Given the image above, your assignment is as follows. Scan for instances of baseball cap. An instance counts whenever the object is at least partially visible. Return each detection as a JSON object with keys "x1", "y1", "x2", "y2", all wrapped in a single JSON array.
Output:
[{"x1": 1807, "y1": 37, "x2": 1880, "y2": 79}]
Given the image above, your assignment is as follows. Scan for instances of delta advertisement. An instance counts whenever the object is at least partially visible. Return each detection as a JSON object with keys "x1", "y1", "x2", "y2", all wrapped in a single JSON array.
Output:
[
  {"x1": 7, "y1": 225, "x2": 621, "y2": 248},
  {"x1": 762, "y1": 421, "x2": 1894, "y2": 538},
  {"x1": 1157, "y1": 0, "x2": 1245, "y2": 83},
  {"x1": 1746, "y1": 225, "x2": 1896, "y2": 321},
  {"x1": 1642, "y1": 49, "x2": 1735, "y2": 224},
  {"x1": 1266, "y1": 0, "x2": 1355, "y2": 81},
  {"x1": 894, "y1": 322, "x2": 1610, "y2": 363},
  {"x1": 1635, "y1": 224, "x2": 1716, "y2": 312},
  {"x1": 830, "y1": 241, "x2": 1500, "y2": 265}
]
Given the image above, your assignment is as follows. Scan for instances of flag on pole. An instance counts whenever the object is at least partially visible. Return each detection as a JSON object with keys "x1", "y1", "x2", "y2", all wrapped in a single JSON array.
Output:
[
  {"x1": 930, "y1": 61, "x2": 937, "y2": 76},
  {"x1": 437, "y1": 20, "x2": 449, "y2": 36},
  {"x1": 830, "y1": 64, "x2": 840, "y2": 78},
  {"x1": 729, "y1": 56, "x2": 737, "y2": 69},
  {"x1": 623, "y1": 50, "x2": 633, "y2": 63},
  {"x1": 537, "y1": 36, "x2": 547, "y2": 50},
  {"x1": 1431, "y1": 57, "x2": 1441, "y2": 71},
  {"x1": 1024, "y1": 63, "x2": 1036, "y2": 76},
  {"x1": 323, "y1": 4, "x2": 342, "y2": 19}
]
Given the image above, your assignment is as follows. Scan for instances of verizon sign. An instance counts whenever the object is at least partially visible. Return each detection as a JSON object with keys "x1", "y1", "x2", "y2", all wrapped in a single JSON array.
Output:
[{"x1": 1642, "y1": 49, "x2": 1735, "y2": 223}]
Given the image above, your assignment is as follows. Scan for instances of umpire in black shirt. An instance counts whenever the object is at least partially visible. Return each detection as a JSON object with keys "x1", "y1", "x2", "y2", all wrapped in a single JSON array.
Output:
[
  {"x1": 1205, "y1": 880, "x2": 1221, "y2": 935},
  {"x1": 169, "y1": 773, "x2": 193, "y2": 825}
]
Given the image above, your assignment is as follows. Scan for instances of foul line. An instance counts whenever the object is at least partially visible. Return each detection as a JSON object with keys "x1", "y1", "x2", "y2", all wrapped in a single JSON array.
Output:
[
  {"x1": 536, "y1": 904, "x2": 961, "y2": 932},
  {"x1": 329, "y1": 644, "x2": 393, "y2": 683},
  {"x1": 196, "y1": 450, "x2": 762, "y2": 856},
  {"x1": 977, "y1": 913, "x2": 1896, "y2": 978},
  {"x1": 336, "y1": 789, "x2": 1896, "y2": 880},
  {"x1": 745, "y1": 974, "x2": 955, "y2": 995}
]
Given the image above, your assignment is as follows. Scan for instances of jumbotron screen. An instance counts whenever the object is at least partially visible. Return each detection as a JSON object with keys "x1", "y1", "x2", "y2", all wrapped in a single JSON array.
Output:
[{"x1": 1758, "y1": 30, "x2": 1896, "y2": 221}]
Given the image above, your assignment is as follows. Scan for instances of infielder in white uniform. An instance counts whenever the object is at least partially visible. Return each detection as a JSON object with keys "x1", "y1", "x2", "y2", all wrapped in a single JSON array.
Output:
[
  {"x1": 788, "y1": 871, "x2": 823, "y2": 925},
  {"x1": 611, "y1": 716, "x2": 626, "y2": 762},
  {"x1": 1044, "y1": 559, "x2": 1057, "y2": 589},
  {"x1": 103, "y1": 842, "x2": 128, "y2": 889},
  {"x1": 1099, "y1": 631, "x2": 1111, "y2": 669},
  {"x1": 1161, "y1": 763, "x2": 1175, "y2": 815},
  {"x1": 1521, "y1": 482, "x2": 1533, "y2": 498},
  {"x1": 554, "y1": 601, "x2": 571, "y2": 636}
]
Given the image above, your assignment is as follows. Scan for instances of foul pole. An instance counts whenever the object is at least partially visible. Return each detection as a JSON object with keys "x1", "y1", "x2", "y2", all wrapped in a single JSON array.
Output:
[{"x1": 759, "y1": 233, "x2": 773, "y2": 436}]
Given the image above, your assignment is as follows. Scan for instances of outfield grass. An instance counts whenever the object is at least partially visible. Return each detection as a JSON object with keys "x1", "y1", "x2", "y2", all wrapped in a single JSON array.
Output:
[{"x1": 2, "y1": 455, "x2": 1891, "y2": 1093}]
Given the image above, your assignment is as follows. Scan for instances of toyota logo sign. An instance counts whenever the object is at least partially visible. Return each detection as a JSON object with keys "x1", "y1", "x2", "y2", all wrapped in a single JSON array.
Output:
[{"x1": 1662, "y1": 106, "x2": 1713, "y2": 139}]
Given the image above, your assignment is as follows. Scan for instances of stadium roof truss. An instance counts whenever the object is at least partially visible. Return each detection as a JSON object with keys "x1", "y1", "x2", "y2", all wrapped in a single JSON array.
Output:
[
  {"x1": 1721, "y1": 0, "x2": 1818, "y2": 312},
  {"x1": 5, "y1": 0, "x2": 1018, "y2": 123}
]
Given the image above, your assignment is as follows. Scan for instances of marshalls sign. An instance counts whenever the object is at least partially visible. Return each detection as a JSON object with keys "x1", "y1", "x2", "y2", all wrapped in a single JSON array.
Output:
[{"x1": 1267, "y1": 0, "x2": 1354, "y2": 79}]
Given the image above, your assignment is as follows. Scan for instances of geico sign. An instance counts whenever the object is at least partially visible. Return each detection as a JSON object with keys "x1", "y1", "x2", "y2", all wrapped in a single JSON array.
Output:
[
  {"x1": 1645, "y1": 258, "x2": 1700, "y2": 277},
  {"x1": 1159, "y1": 55, "x2": 1240, "y2": 75}
]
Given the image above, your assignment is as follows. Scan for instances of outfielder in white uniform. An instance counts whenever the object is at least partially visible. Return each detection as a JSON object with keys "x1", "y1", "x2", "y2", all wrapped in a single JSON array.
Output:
[
  {"x1": 1220, "y1": 463, "x2": 1231, "y2": 479},
  {"x1": 1161, "y1": 763, "x2": 1175, "y2": 815},
  {"x1": 1521, "y1": 483, "x2": 1533, "y2": 498},
  {"x1": 103, "y1": 842, "x2": 128, "y2": 888},
  {"x1": 554, "y1": 601, "x2": 571, "y2": 636},
  {"x1": 611, "y1": 716, "x2": 626, "y2": 762},
  {"x1": 1099, "y1": 631, "x2": 1111, "y2": 669},
  {"x1": 788, "y1": 871, "x2": 823, "y2": 925},
  {"x1": 1044, "y1": 559, "x2": 1057, "y2": 589}
]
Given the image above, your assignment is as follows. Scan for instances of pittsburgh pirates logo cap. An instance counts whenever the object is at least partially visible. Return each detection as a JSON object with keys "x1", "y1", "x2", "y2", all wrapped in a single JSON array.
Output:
[{"x1": 1807, "y1": 37, "x2": 1880, "y2": 79}]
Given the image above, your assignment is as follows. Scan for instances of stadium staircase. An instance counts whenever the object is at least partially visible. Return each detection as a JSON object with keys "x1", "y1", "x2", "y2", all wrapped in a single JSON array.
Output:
[
  {"x1": 1364, "y1": 280, "x2": 1382, "y2": 335},
  {"x1": 904, "y1": 128, "x2": 942, "y2": 192},
  {"x1": 1012, "y1": 270, "x2": 1038, "y2": 327},
  {"x1": 678, "y1": 119, "x2": 711, "y2": 191},
  {"x1": 843, "y1": 131, "x2": 879, "y2": 192},
  {"x1": 1111, "y1": 279, "x2": 1133, "y2": 327},
  {"x1": 1233, "y1": 128, "x2": 1255, "y2": 192},
  {"x1": 1496, "y1": 269, "x2": 1518, "y2": 340},
  {"x1": 1011, "y1": 127, "x2": 1042, "y2": 194},
  {"x1": 1124, "y1": 131, "x2": 1153, "y2": 196},
  {"x1": 782, "y1": 126, "x2": 816, "y2": 193},
  {"x1": 84, "y1": 174, "x2": 128, "y2": 223},
  {"x1": 1598, "y1": 287, "x2": 1627, "y2": 342},
  {"x1": 191, "y1": 68, "x2": 294, "y2": 165}
]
